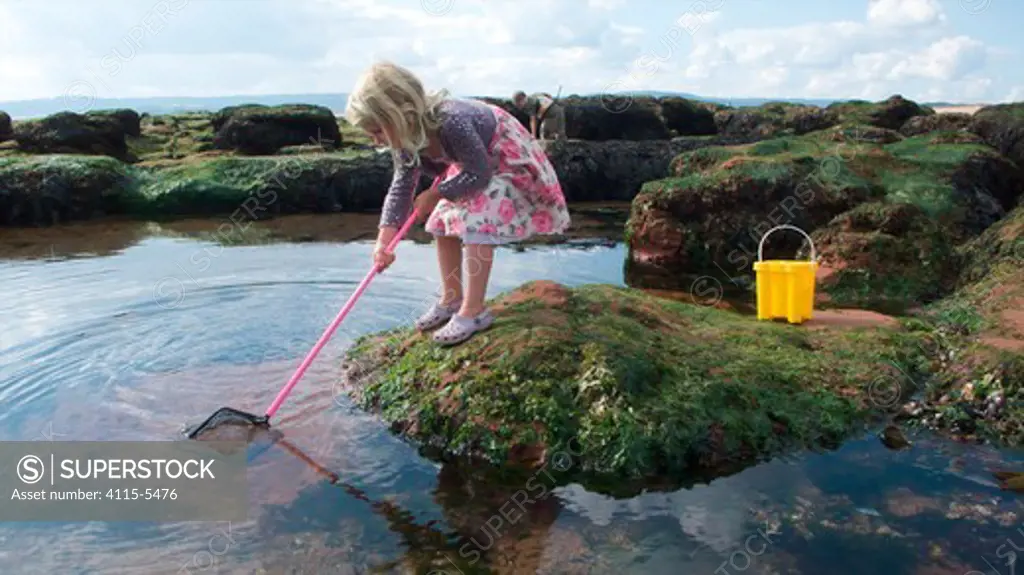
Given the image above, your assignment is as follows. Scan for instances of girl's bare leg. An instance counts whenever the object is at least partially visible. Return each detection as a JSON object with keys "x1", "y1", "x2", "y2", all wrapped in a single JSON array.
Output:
[
  {"x1": 436, "y1": 236, "x2": 463, "y2": 305},
  {"x1": 460, "y1": 243, "x2": 495, "y2": 317}
]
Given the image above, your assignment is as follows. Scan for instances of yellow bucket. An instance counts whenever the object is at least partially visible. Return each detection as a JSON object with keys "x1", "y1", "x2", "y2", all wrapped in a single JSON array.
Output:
[{"x1": 753, "y1": 225, "x2": 818, "y2": 324}]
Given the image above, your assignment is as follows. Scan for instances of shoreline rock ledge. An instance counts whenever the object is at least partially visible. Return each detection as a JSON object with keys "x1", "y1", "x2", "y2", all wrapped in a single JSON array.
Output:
[{"x1": 338, "y1": 280, "x2": 929, "y2": 490}]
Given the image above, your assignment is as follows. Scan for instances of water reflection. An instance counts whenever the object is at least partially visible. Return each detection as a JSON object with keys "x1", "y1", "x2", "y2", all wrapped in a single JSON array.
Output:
[
  {"x1": 1, "y1": 212, "x2": 1024, "y2": 574},
  {"x1": 0, "y1": 202, "x2": 631, "y2": 262}
]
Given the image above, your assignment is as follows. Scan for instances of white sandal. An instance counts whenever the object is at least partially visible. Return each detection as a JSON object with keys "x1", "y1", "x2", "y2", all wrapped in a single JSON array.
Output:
[
  {"x1": 432, "y1": 310, "x2": 495, "y2": 346},
  {"x1": 415, "y1": 299, "x2": 462, "y2": 331}
]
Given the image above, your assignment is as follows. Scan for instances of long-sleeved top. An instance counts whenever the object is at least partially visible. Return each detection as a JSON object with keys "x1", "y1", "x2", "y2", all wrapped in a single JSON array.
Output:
[{"x1": 378, "y1": 98, "x2": 498, "y2": 228}]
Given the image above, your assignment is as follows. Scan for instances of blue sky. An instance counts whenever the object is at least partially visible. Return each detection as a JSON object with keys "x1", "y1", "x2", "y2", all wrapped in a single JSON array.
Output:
[{"x1": 0, "y1": 0, "x2": 1020, "y2": 103}]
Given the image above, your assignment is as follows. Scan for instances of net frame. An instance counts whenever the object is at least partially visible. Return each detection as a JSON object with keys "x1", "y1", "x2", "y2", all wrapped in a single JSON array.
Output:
[{"x1": 184, "y1": 407, "x2": 270, "y2": 440}]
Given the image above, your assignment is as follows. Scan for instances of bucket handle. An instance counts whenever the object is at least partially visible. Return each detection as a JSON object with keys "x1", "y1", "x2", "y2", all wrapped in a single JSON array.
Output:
[{"x1": 757, "y1": 224, "x2": 816, "y2": 262}]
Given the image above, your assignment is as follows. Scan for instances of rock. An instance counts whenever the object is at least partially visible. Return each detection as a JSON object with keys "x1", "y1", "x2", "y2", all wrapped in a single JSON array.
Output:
[
  {"x1": 626, "y1": 130, "x2": 1024, "y2": 293},
  {"x1": 209, "y1": 103, "x2": 261, "y2": 131},
  {"x1": 4, "y1": 133, "x2": 758, "y2": 225},
  {"x1": 817, "y1": 123, "x2": 904, "y2": 144},
  {"x1": 900, "y1": 113, "x2": 972, "y2": 137},
  {"x1": 957, "y1": 204, "x2": 1024, "y2": 285},
  {"x1": 476, "y1": 97, "x2": 530, "y2": 129},
  {"x1": 812, "y1": 203, "x2": 963, "y2": 311},
  {"x1": 0, "y1": 150, "x2": 425, "y2": 226},
  {"x1": 483, "y1": 95, "x2": 716, "y2": 140},
  {"x1": 12, "y1": 111, "x2": 130, "y2": 160},
  {"x1": 86, "y1": 109, "x2": 141, "y2": 137},
  {"x1": 826, "y1": 95, "x2": 933, "y2": 131},
  {"x1": 993, "y1": 470, "x2": 1024, "y2": 492},
  {"x1": 133, "y1": 152, "x2": 402, "y2": 216},
  {"x1": 658, "y1": 96, "x2": 718, "y2": 136},
  {"x1": 211, "y1": 104, "x2": 342, "y2": 155},
  {"x1": 625, "y1": 133, "x2": 879, "y2": 291},
  {"x1": 0, "y1": 155, "x2": 137, "y2": 226},
  {"x1": 0, "y1": 111, "x2": 11, "y2": 142},
  {"x1": 541, "y1": 135, "x2": 759, "y2": 202},
  {"x1": 714, "y1": 102, "x2": 839, "y2": 138},
  {"x1": 339, "y1": 280, "x2": 927, "y2": 482},
  {"x1": 969, "y1": 102, "x2": 1024, "y2": 169},
  {"x1": 561, "y1": 95, "x2": 671, "y2": 140},
  {"x1": 879, "y1": 425, "x2": 911, "y2": 450}
]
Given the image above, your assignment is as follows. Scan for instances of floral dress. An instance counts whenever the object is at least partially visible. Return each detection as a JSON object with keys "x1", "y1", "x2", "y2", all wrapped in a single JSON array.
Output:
[{"x1": 424, "y1": 103, "x2": 570, "y2": 243}]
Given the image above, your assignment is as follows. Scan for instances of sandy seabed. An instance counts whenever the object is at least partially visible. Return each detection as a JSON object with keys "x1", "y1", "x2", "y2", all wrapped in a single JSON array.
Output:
[{"x1": 932, "y1": 105, "x2": 984, "y2": 115}]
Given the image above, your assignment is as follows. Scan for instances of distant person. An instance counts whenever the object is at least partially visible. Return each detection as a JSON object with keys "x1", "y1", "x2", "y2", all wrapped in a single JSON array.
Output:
[
  {"x1": 344, "y1": 61, "x2": 570, "y2": 346},
  {"x1": 513, "y1": 91, "x2": 566, "y2": 141}
]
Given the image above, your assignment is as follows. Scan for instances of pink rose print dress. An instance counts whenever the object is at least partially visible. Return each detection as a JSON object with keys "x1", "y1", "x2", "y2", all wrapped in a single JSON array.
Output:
[{"x1": 377, "y1": 98, "x2": 570, "y2": 244}]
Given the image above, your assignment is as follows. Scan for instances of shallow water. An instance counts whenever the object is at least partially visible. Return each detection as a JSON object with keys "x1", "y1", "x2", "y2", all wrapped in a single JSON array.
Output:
[{"x1": 1, "y1": 212, "x2": 1024, "y2": 574}]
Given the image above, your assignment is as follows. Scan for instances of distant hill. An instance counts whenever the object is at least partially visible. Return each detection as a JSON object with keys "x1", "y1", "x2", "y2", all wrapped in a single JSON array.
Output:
[
  {"x1": 0, "y1": 93, "x2": 350, "y2": 120},
  {"x1": 0, "y1": 91, "x2": 969, "y2": 120}
]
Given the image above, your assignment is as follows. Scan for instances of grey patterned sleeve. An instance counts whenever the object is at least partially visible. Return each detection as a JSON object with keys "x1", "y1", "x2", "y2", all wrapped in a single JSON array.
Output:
[
  {"x1": 379, "y1": 154, "x2": 420, "y2": 229},
  {"x1": 436, "y1": 114, "x2": 493, "y2": 201}
]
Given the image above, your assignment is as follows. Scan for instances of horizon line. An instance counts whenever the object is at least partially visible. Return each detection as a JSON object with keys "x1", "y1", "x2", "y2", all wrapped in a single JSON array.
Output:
[{"x1": 0, "y1": 90, "x2": 981, "y2": 107}]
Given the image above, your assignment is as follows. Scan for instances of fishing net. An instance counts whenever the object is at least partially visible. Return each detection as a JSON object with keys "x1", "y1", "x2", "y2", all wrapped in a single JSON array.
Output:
[{"x1": 184, "y1": 407, "x2": 271, "y2": 442}]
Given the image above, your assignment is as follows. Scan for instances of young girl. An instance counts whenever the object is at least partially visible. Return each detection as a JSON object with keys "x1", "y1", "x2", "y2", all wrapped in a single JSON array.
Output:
[{"x1": 344, "y1": 61, "x2": 571, "y2": 346}]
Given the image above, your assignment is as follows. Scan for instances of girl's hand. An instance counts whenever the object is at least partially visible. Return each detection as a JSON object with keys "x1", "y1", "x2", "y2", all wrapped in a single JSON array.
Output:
[
  {"x1": 373, "y1": 226, "x2": 398, "y2": 271},
  {"x1": 413, "y1": 187, "x2": 442, "y2": 223},
  {"x1": 373, "y1": 244, "x2": 396, "y2": 271}
]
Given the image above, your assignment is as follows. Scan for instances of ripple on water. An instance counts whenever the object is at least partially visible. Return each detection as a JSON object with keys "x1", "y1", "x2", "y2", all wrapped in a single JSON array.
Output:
[
  {"x1": 7, "y1": 228, "x2": 1024, "y2": 573},
  {"x1": 0, "y1": 353, "x2": 423, "y2": 573}
]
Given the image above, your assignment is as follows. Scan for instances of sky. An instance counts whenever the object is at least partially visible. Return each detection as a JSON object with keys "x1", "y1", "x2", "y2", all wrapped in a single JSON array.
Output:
[{"x1": 0, "y1": 0, "x2": 1021, "y2": 104}]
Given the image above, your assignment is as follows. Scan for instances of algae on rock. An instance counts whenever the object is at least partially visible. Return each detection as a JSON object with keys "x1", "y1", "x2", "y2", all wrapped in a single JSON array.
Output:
[
  {"x1": 340, "y1": 281, "x2": 930, "y2": 486},
  {"x1": 0, "y1": 155, "x2": 141, "y2": 225},
  {"x1": 811, "y1": 202, "x2": 959, "y2": 312},
  {"x1": 895, "y1": 204, "x2": 1024, "y2": 445},
  {"x1": 626, "y1": 130, "x2": 1024, "y2": 306}
]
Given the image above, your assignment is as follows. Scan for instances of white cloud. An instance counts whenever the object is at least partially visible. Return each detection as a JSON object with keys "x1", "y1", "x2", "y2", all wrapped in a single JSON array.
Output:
[
  {"x1": 1005, "y1": 86, "x2": 1024, "y2": 102},
  {"x1": 653, "y1": 2, "x2": 1001, "y2": 101},
  {"x1": 0, "y1": 0, "x2": 1017, "y2": 105},
  {"x1": 867, "y1": 0, "x2": 946, "y2": 28}
]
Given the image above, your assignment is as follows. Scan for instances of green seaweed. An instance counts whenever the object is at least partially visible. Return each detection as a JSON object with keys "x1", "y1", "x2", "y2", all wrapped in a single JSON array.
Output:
[{"x1": 343, "y1": 282, "x2": 931, "y2": 488}]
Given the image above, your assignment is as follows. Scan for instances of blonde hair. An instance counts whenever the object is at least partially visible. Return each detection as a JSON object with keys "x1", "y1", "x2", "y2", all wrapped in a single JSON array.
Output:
[{"x1": 344, "y1": 61, "x2": 449, "y2": 168}]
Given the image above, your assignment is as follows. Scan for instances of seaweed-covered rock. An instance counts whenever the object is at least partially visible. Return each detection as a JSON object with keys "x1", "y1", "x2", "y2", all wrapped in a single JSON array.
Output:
[
  {"x1": 478, "y1": 95, "x2": 716, "y2": 140},
  {"x1": 812, "y1": 202, "x2": 960, "y2": 311},
  {"x1": 561, "y1": 95, "x2": 671, "y2": 140},
  {"x1": 900, "y1": 113, "x2": 972, "y2": 137},
  {"x1": 211, "y1": 104, "x2": 342, "y2": 155},
  {"x1": 0, "y1": 155, "x2": 138, "y2": 226},
  {"x1": 542, "y1": 135, "x2": 759, "y2": 202},
  {"x1": 340, "y1": 280, "x2": 928, "y2": 481},
  {"x1": 714, "y1": 102, "x2": 839, "y2": 138},
  {"x1": 885, "y1": 133, "x2": 1023, "y2": 230},
  {"x1": 132, "y1": 152, "x2": 399, "y2": 216},
  {"x1": 0, "y1": 111, "x2": 12, "y2": 143},
  {"x1": 12, "y1": 111, "x2": 130, "y2": 160},
  {"x1": 826, "y1": 95, "x2": 933, "y2": 130},
  {"x1": 957, "y1": 204, "x2": 1024, "y2": 286},
  {"x1": 132, "y1": 112, "x2": 217, "y2": 161},
  {"x1": 210, "y1": 103, "x2": 263, "y2": 131},
  {"x1": 816, "y1": 123, "x2": 904, "y2": 144},
  {"x1": 476, "y1": 97, "x2": 530, "y2": 128},
  {"x1": 907, "y1": 206, "x2": 1024, "y2": 445},
  {"x1": 625, "y1": 132, "x2": 1023, "y2": 293},
  {"x1": 87, "y1": 109, "x2": 141, "y2": 137},
  {"x1": 0, "y1": 150, "x2": 423, "y2": 225},
  {"x1": 658, "y1": 96, "x2": 718, "y2": 136},
  {"x1": 969, "y1": 102, "x2": 1024, "y2": 169},
  {"x1": 625, "y1": 136, "x2": 880, "y2": 291}
]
